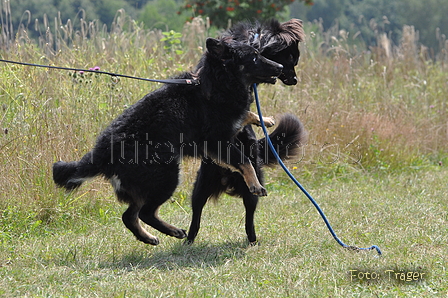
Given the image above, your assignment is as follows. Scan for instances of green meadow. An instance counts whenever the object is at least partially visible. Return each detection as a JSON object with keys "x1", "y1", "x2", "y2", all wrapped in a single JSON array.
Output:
[{"x1": 1, "y1": 16, "x2": 447, "y2": 297}]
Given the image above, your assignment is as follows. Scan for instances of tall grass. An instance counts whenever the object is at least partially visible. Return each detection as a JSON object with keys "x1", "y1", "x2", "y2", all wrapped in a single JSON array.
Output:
[
  {"x1": 287, "y1": 20, "x2": 448, "y2": 177},
  {"x1": 1, "y1": 9, "x2": 447, "y2": 217}
]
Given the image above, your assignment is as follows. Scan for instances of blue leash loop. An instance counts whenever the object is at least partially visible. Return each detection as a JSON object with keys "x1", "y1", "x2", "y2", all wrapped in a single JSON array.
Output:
[
  {"x1": 1, "y1": 57, "x2": 380, "y2": 255},
  {"x1": 253, "y1": 84, "x2": 382, "y2": 256}
]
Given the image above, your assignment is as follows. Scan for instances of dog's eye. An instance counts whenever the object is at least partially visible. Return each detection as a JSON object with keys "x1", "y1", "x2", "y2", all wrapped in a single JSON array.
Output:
[{"x1": 253, "y1": 51, "x2": 259, "y2": 62}]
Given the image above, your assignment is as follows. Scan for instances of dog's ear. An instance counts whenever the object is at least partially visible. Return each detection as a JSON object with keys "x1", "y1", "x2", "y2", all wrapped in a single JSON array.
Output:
[
  {"x1": 279, "y1": 19, "x2": 305, "y2": 43},
  {"x1": 206, "y1": 38, "x2": 231, "y2": 59},
  {"x1": 206, "y1": 38, "x2": 225, "y2": 58}
]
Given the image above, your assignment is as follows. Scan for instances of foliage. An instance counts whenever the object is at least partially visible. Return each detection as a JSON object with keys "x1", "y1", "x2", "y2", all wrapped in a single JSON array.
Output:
[
  {"x1": 2, "y1": 0, "x2": 447, "y2": 51},
  {"x1": 138, "y1": 0, "x2": 188, "y2": 31},
  {"x1": 305, "y1": 0, "x2": 403, "y2": 48},
  {"x1": 300, "y1": 0, "x2": 448, "y2": 51},
  {"x1": 179, "y1": 0, "x2": 314, "y2": 28},
  {"x1": 4, "y1": 0, "x2": 138, "y2": 40},
  {"x1": 161, "y1": 30, "x2": 184, "y2": 55},
  {"x1": 392, "y1": 0, "x2": 448, "y2": 51}
]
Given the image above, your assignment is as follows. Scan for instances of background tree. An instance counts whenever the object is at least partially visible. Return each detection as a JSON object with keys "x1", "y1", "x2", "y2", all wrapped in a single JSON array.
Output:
[
  {"x1": 302, "y1": 0, "x2": 403, "y2": 46},
  {"x1": 179, "y1": 0, "x2": 314, "y2": 28},
  {"x1": 7, "y1": 0, "x2": 137, "y2": 38},
  {"x1": 290, "y1": 0, "x2": 447, "y2": 50},
  {"x1": 2, "y1": 0, "x2": 446, "y2": 51},
  {"x1": 393, "y1": 0, "x2": 448, "y2": 51},
  {"x1": 138, "y1": 0, "x2": 188, "y2": 31}
]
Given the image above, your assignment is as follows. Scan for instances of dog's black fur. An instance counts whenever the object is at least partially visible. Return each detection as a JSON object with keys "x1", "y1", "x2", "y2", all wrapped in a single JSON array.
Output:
[
  {"x1": 186, "y1": 19, "x2": 307, "y2": 245},
  {"x1": 224, "y1": 18, "x2": 304, "y2": 85},
  {"x1": 53, "y1": 37, "x2": 284, "y2": 245}
]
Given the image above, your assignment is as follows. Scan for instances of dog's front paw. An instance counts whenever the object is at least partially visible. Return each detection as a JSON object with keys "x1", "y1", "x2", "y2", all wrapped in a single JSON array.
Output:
[
  {"x1": 262, "y1": 116, "x2": 275, "y2": 127},
  {"x1": 249, "y1": 185, "x2": 267, "y2": 197}
]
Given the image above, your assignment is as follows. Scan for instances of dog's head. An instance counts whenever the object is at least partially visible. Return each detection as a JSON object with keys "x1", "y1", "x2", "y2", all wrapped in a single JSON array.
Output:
[
  {"x1": 205, "y1": 38, "x2": 283, "y2": 85},
  {"x1": 259, "y1": 19, "x2": 305, "y2": 86},
  {"x1": 261, "y1": 40, "x2": 300, "y2": 85},
  {"x1": 226, "y1": 19, "x2": 305, "y2": 86}
]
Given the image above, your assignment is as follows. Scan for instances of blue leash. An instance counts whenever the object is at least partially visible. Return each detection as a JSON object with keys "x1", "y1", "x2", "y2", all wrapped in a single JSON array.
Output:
[
  {"x1": 1, "y1": 56, "x2": 381, "y2": 254},
  {"x1": 253, "y1": 84, "x2": 382, "y2": 256}
]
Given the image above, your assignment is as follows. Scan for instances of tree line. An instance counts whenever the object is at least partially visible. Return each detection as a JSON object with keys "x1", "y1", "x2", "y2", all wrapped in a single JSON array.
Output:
[
  {"x1": 291, "y1": 0, "x2": 447, "y2": 52},
  {"x1": 2, "y1": 0, "x2": 446, "y2": 50}
]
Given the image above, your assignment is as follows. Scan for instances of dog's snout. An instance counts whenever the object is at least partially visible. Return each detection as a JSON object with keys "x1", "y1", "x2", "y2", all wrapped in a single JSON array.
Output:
[
  {"x1": 282, "y1": 76, "x2": 298, "y2": 85},
  {"x1": 261, "y1": 56, "x2": 283, "y2": 73},
  {"x1": 273, "y1": 62, "x2": 283, "y2": 75},
  {"x1": 274, "y1": 62, "x2": 283, "y2": 71}
]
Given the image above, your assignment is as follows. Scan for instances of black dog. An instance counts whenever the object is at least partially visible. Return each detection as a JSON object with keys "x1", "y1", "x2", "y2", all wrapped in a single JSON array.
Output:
[
  {"x1": 225, "y1": 18, "x2": 304, "y2": 85},
  {"x1": 53, "y1": 37, "x2": 284, "y2": 245},
  {"x1": 186, "y1": 19, "x2": 306, "y2": 245}
]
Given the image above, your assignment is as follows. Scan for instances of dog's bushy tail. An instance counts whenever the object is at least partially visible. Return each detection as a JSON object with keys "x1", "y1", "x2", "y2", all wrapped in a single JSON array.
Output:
[
  {"x1": 53, "y1": 152, "x2": 100, "y2": 191},
  {"x1": 258, "y1": 113, "x2": 307, "y2": 166}
]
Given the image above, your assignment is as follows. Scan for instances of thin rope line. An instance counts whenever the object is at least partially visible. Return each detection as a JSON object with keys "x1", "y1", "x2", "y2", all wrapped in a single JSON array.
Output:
[
  {"x1": 0, "y1": 57, "x2": 381, "y2": 255},
  {"x1": 0, "y1": 59, "x2": 200, "y2": 85},
  {"x1": 253, "y1": 84, "x2": 381, "y2": 256}
]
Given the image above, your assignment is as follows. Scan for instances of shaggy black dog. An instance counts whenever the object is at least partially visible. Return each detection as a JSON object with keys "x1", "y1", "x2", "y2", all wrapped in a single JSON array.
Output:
[
  {"x1": 225, "y1": 18, "x2": 304, "y2": 85},
  {"x1": 186, "y1": 19, "x2": 307, "y2": 245},
  {"x1": 53, "y1": 37, "x2": 284, "y2": 245}
]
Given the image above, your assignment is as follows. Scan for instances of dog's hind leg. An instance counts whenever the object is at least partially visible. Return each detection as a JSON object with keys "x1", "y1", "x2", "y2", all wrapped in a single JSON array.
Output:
[
  {"x1": 185, "y1": 190, "x2": 209, "y2": 245},
  {"x1": 242, "y1": 192, "x2": 259, "y2": 245},
  {"x1": 139, "y1": 203, "x2": 187, "y2": 239},
  {"x1": 122, "y1": 202, "x2": 160, "y2": 245},
  {"x1": 185, "y1": 191, "x2": 207, "y2": 245},
  {"x1": 138, "y1": 165, "x2": 187, "y2": 239},
  {"x1": 185, "y1": 161, "x2": 221, "y2": 245}
]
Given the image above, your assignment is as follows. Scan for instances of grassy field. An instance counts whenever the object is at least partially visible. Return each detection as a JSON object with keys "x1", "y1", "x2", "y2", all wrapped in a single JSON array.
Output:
[{"x1": 1, "y1": 16, "x2": 447, "y2": 297}]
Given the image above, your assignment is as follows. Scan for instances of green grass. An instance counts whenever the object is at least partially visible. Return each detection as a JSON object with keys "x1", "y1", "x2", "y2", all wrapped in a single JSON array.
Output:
[
  {"x1": 1, "y1": 14, "x2": 447, "y2": 297},
  {"x1": 1, "y1": 168, "x2": 447, "y2": 297}
]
